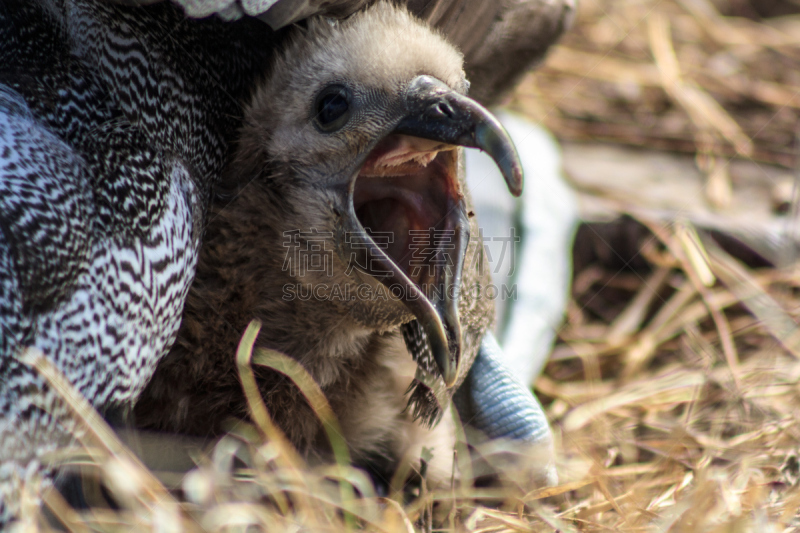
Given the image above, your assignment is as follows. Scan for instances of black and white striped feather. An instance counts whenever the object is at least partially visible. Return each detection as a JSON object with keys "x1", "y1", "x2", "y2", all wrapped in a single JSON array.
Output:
[{"x1": 0, "y1": 0, "x2": 275, "y2": 521}]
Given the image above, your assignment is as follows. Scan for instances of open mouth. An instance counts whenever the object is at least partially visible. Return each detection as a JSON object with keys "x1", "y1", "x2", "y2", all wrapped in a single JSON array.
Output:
[
  {"x1": 334, "y1": 74, "x2": 524, "y2": 388},
  {"x1": 353, "y1": 134, "x2": 462, "y2": 293}
]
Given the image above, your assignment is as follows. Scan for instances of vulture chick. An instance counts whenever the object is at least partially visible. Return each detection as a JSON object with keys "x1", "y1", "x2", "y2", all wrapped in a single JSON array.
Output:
[{"x1": 135, "y1": 2, "x2": 547, "y2": 488}]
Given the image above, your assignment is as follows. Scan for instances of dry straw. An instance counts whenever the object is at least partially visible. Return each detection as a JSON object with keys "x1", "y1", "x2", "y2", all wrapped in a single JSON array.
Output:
[
  {"x1": 25, "y1": 220, "x2": 800, "y2": 530},
  {"x1": 515, "y1": 0, "x2": 800, "y2": 170}
]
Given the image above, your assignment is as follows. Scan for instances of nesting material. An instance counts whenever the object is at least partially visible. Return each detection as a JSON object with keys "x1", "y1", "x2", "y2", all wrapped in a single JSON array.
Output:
[
  {"x1": 26, "y1": 218, "x2": 800, "y2": 532},
  {"x1": 514, "y1": 0, "x2": 800, "y2": 169},
  {"x1": 516, "y1": 9, "x2": 800, "y2": 527},
  {"x1": 537, "y1": 216, "x2": 800, "y2": 532}
]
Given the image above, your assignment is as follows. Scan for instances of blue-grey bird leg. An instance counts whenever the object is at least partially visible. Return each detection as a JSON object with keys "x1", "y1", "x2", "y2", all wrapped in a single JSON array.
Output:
[{"x1": 452, "y1": 332, "x2": 557, "y2": 487}]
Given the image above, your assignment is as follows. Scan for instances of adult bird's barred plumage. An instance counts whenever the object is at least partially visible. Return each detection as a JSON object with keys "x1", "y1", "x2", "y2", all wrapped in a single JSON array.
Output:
[{"x1": 0, "y1": 0, "x2": 279, "y2": 520}]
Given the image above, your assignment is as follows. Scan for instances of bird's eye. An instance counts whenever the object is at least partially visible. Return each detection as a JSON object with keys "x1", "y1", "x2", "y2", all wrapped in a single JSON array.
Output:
[{"x1": 314, "y1": 85, "x2": 351, "y2": 133}]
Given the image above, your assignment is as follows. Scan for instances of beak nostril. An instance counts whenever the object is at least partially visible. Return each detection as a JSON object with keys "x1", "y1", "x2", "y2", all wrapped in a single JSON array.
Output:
[{"x1": 431, "y1": 101, "x2": 455, "y2": 119}]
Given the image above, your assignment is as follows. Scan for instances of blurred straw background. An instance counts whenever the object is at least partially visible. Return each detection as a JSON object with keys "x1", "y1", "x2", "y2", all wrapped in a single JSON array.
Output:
[
  {"x1": 516, "y1": 0, "x2": 800, "y2": 168},
  {"x1": 511, "y1": 0, "x2": 800, "y2": 530},
  {"x1": 25, "y1": 0, "x2": 800, "y2": 531}
]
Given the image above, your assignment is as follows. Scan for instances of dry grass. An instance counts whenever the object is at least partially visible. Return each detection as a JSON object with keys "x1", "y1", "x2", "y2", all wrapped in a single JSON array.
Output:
[
  {"x1": 24, "y1": 219, "x2": 800, "y2": 531},
  {"x1": 511, "y1": 1, "x2": 800, "y2": 529},
  {"x1": 535, "y1": 216, "x2": 800, "y2": 532},
  {"x1": 514, "y1": 0, "x2": 800, "y2": 169}
]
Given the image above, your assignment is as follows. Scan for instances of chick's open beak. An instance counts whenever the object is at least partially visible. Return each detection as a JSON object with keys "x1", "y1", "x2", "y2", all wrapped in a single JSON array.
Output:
[{"x1": 338, "y1": 75, "x2": 523, "y2": 388}]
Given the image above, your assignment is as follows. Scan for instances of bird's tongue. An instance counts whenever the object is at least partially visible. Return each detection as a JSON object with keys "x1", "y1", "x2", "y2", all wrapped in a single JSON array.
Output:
[{"x1": 353, "y1": 134, "x2": 462, "y2": 291}]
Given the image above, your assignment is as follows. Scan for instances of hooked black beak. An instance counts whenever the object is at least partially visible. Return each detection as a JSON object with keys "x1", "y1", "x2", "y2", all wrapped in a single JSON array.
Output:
[
  {"x1": 396, "y1": 75, "x2": 523, "y2": 197},
  {"x1": 339, "y1": 75, "x2": 523, "y2": 388}
]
